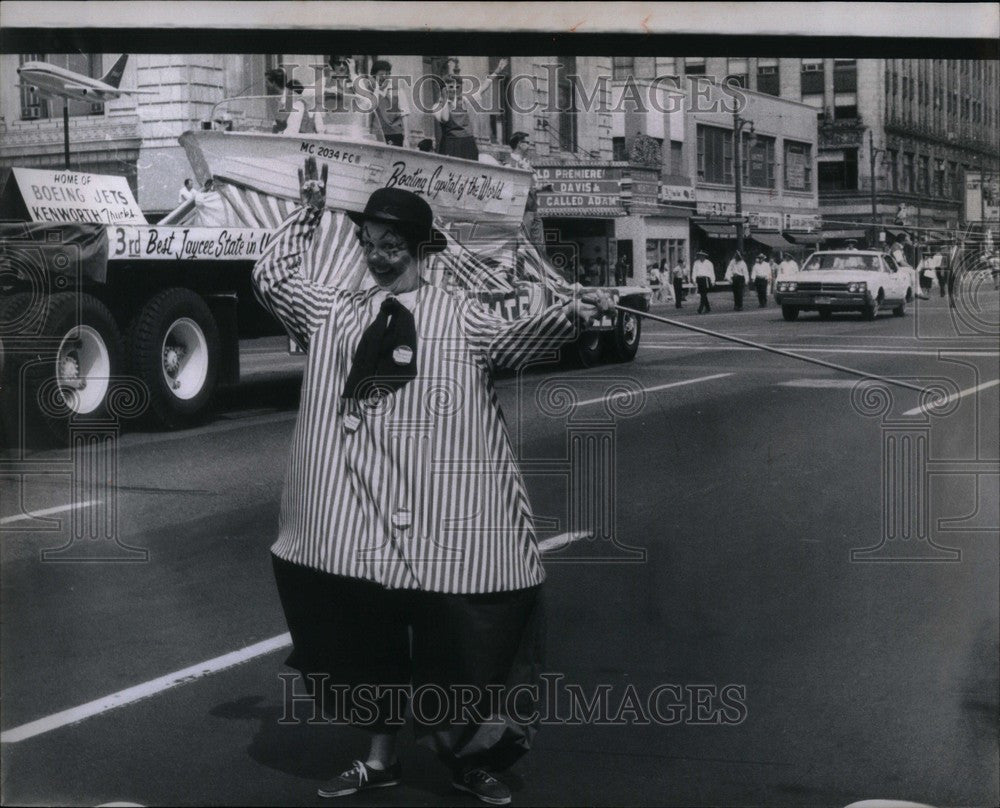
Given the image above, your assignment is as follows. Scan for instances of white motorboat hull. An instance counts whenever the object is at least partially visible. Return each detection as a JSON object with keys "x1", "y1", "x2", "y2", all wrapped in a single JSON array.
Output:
[{"x1": 180, "y1": 130, "x2": 532, "y2": 226}]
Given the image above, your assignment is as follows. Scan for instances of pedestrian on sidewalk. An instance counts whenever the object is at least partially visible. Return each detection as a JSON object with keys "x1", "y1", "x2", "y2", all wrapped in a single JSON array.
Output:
[
  {"x1": 725, "y1": 250, "x2": 749, "y2": 311},
  {"x1": 778, "y1": 252, "x2": 799, "y2": 278},
  {"x1": 693, "y1": 250, "x2": 714, "y2": 313},
  {"x1": 916, "y1": 251, "x2": 937, "y2": 299},
  {"x1": 253, "y1": 157, "x2": 615, "y2": 807},
  {"x1": 650, "y1": 262, "x2": 663, "y2": 302},
  {"x1": 658, "y1": 258, "x2": 674, "y2": 304},
  {"x1": 751, "y1": 253, "x2": 771, "y2": 307},
  {"x1": 671, "y1": 256, "x2": 687, "y2": 309}
]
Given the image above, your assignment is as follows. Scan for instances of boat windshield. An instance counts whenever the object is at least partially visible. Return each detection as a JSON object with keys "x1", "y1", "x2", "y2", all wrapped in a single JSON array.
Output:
[{"x1": 207, "y1": 93, "x2": 385, "y2": 142}]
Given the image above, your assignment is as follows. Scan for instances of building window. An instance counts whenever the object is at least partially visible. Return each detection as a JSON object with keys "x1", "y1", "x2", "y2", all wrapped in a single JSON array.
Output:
[
  {"x1": 934, "y1": 159, "x2": 946, "y2": 197},
  {"x1": 783, "y1": 140, "x2": 813, "y2": 191},
  {"x1": 726, "y1": 58, "x2": 748, "y2": 88},
  {"x1": 917, "y1": 155, "x2": 929, "y2": 194},
  {"x1": 554, "y1": 55, "x2": 578, "y2": 153},
  {"x1": 19, "y1": 53, "x2": 106, "y2": 120},
  {"x1": 612, "y1": 57, "x2": 634, "y2": 80},
  {"x1": 801, "y1": 59, "x2": 824, "y2": 96},
  {"x1": 948, "y1": 161, "x2": 959, "y2": 199},
  {"x1": 834, "y1": 92, "x2": 858, "y2": 120},
  {"x1": 697, "y1": 124, "x2": 733, "y2": 185},
  {"x1": 887, "y1": 149, "x2": 898, "y2": 191},
  {"x1": 742, "y1": 134, "x2": 776, "y2": 189},
  {"x1": 670, "y1": 140, "x2": 684, "y2": 176},
  {"x1": 611, "y1": 56, "x2": 656, "y2": 80},
  {"x1": 684, "y1": 57, "x2": 706, "y2": 76},
  {"x1": 612, "y1": 137, "x2": 628, "y2": 162},
  {"x1": 757, "y1": 61, "x2": 779, "y2": 96},
  {"x1": 833, "y1": 59, "x2": 857, "y2": 93},
  {"x1": 818, "y1": 150, "x2": 859, "y2": 191},
  {"x1": 901, "y1": 152, "x2": 914, "y2": 193}
]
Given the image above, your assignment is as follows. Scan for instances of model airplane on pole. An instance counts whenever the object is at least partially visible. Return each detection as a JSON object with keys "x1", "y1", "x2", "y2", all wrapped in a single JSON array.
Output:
[{"x1": 16, "y1": 54, "x2": 158, "y2": 103}]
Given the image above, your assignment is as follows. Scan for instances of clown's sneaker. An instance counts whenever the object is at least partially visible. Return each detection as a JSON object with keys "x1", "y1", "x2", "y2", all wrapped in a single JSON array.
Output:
[
  {"x1": 317, "y1": 760, "x2": 401, "y2": 798},
  {"x1": 452, "y1": 768, "x2": 512, "y2": 805}
]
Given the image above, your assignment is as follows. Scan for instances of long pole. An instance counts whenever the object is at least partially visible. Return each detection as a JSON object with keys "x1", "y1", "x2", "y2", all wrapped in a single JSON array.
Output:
[
  {"x1": 612, "y1": 303, "x2": 927, "y2": 395},
  {"x1": 63, "y1": 100, "x2": 71, "y2": 169},
  {"x1": 869, "y1": 130, "x2": 878, "y2": 248},
  {"x1": 734, "y1": 112, "x2": 744, "y2": 256}
]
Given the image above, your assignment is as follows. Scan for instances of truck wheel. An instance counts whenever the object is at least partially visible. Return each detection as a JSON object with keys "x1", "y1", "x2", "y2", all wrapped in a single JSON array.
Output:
[
  {"x1": 127, "y1": 288, "x2": 220, "y2": 429},
  {"x1": 571, "y1": 330, "x2": 604, "y2": 367},
  {"x1": 606, "y1": 308, "x2": 641, "y2": 362},
  {"x1": 781, "y1": 305, "x2": 800, "y2": 321},
  {"x1": 1, "y1": 292, "x2": 123, "y2": 447}
]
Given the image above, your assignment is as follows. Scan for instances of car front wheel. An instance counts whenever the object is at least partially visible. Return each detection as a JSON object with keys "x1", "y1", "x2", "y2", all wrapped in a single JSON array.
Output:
[{"x1": 781, "y1": 305, "x2": 800, "y2": 321}]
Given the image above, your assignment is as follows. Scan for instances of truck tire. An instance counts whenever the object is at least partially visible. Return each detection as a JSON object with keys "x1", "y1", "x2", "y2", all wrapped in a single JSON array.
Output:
[
  {"x1": 572, "y1": 329, "x2": 605, "y2": 367},
  {"x1": 126, "y1": 288, "x2": 220, "y2": 429},
  {"x1": 1, "y1": 292, "x2": 123, "y2": 447},
  {"x1": 606, "y1": 308, "x2": 641, "y2": 362}
]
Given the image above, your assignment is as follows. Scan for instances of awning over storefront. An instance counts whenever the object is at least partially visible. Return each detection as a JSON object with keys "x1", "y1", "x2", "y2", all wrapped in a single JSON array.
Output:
[
  {"x1": 696, "y1": 223, "x2": 739, "y2": 238},
  {"x1": 748, "y1": 232, "x2": 793, "y2": 250},
  {"x1": 822, "y1": 228, "x2": 868, "y2": 240},
  {"x1": 785, "y1": 231, "x2": 823, "y2": 245}
]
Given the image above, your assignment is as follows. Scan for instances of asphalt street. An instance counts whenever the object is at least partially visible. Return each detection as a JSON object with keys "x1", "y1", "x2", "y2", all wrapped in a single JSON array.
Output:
[{"x1": 2, "y1": 285, "x2": 998, "y2": 807}]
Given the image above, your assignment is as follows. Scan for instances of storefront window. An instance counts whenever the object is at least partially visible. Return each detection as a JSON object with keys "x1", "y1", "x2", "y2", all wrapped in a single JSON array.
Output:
[{"x1": 646, "y1": 238, "x2": 687, "y2": 275}]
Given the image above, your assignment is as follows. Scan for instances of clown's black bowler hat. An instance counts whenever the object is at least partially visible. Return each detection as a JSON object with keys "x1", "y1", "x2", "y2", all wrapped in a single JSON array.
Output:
[{"x1": 347, "y1": 188, "x2": 448, "y2": 254}]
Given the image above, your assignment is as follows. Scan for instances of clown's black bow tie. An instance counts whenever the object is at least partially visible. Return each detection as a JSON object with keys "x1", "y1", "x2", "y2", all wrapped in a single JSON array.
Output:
[{"x1": 342, "y1": 296, "x2": 418, "y2": 401}]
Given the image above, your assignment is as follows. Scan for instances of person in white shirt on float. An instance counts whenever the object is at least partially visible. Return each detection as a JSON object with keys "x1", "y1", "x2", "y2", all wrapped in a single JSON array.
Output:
[
  {"x1": 178, "y1": 178, "x2": 195, "y2": 204},
  {"x1": 692, "y1": 250, "x2": 715, "y2": 313}
]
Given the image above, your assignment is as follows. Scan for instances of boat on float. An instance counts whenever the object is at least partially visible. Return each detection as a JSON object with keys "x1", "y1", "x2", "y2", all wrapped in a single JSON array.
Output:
[{"x1": 179, "y1": 94, "x2": 533, "y2": 227}]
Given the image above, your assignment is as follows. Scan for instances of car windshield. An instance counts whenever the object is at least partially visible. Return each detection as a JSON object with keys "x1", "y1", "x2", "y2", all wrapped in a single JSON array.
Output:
[{"x1": 801, "y1": 254, "x2": 880, "y2": 272}]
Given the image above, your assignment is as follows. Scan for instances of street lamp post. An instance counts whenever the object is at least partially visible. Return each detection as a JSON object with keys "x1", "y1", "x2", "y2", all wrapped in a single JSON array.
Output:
[
  {"x1": 868, "y1": 130, "x2": 884, "y2": 248},
  {"x1": 733, "y1": 112, "x2": 754, "y2": 256}
]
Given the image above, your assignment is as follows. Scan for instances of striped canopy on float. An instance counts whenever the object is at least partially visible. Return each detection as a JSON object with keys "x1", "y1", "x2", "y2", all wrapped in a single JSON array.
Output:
[{"x1": 161, "y1": 179, "x2": 573, "y2": 303}]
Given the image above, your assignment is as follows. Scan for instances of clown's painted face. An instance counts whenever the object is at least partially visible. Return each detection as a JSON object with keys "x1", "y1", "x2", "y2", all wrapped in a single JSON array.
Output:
[{"x1": 359, "y1": 221, "x2": 420, "y2": 291}]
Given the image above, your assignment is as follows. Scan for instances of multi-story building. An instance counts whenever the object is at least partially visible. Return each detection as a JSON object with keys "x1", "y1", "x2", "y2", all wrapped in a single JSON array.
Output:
[
  {"x1": 659, "y1": 57, "x2": 1000, "y2": 237},
  {"x1": 2, "y1": 52, "x2": 835, "y2": 283}
]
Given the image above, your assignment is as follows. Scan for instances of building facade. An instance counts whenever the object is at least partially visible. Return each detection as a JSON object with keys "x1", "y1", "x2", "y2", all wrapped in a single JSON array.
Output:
[{"x1": 631, "y1": 57, "x2": 1000, "y2": 236}]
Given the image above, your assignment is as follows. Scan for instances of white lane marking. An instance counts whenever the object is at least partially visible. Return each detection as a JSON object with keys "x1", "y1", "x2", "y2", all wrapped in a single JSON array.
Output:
[
  {"x1": 902, "y1": 378, "x2": 1000, "y2": 416},
  {"x1": 0, "y1": 633, "x2": 292, "y2": 744},
  {"x1": 0, "y1": 499, "x2": 101, "y2": 527},
  {"x1": 778, "y1": 379, "x2": 860, "y2": 388},
  {"x1": 642, "y1": 345, "x2": 998, "y2": 357},
  {"x1": 574, "y1": 373, "x2": 733, "y2": 407}
]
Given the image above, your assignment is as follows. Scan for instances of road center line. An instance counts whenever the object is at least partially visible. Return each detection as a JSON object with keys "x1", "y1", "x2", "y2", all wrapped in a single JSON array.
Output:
[
  {"x1": 574, "y1": 373, "x2": 733, "y2": 407},
  {"x1": 0, "y1": 633, "x2": 292, "y2": 744},
  {"x1": 0, "y1": 499, "x2": 101, "y2": 527},
  {"x1": 902, "y1": 378, "x2": 1000, "y2": 416}
]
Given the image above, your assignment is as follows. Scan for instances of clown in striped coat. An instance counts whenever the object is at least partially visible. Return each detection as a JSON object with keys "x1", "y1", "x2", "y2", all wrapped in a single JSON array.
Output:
[{"x1": 252, "y1": 204, "x2": 608, "y2": 594}]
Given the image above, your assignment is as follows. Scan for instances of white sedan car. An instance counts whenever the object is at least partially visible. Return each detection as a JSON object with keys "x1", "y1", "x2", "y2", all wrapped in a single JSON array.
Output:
[{"x1": 773, "y1": 250, "x2": 913, "y2": 321}]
